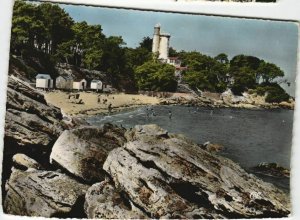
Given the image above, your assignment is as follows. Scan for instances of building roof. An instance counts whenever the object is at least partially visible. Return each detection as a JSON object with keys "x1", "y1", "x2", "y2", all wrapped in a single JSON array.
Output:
[
  {"x1": 160, "y1": 33, "x2": 171, "y2": 37},
  {"x1": 36, "y1": 74, "x2": 52, "y2": 79}
]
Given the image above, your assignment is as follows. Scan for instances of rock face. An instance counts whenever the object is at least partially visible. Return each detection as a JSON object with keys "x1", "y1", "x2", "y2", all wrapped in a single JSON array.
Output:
[
  {"x1": 50, "y1": 123, "x2": 126, "y2": 182},
  {"x1": 4, "y1": 168, "x2": 89, "y2": 217},
  {"x1": 102, "y1": 124, "x2": 290, "y2": 218},
  {"x1": 4, "y1": 123, "x2": 290, "y2": 218},
  {"x1": 84, "y1": 181, "x2": 147, "y2": 219},
  {"x1": 5, "y1": 75, "x2": 62, "y2": 146},
  {"x1": 253, "y1": 162, "x2": 290, "y2": 178},
  {"x1": 2, "y1": 75, "x2": 64, "y2": 205}
]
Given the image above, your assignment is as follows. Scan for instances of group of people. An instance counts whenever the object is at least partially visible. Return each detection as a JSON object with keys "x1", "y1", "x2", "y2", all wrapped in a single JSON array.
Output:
[
  {"x1": 145, "y1": 107, "x2": 172, "y2": 120},
  {"x1": 97, "y1": 94, "x2": 113, "y2": 114}
]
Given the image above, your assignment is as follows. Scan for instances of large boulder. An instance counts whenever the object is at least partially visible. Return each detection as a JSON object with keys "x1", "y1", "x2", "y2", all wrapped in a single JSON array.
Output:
[
  {"x1": 5, "y1": 75, "x2": 62, "y2": 146},
  {"x1": 12, "y1": 153, "x2": 42, "y2": 170},
  {"x1": 84, "y1": 181, "x2": 147, "y2": 219},
  {"x1": 103, "y1": 124, "x2": 290, "y2": 219},
  {"x1": 4, "y1": 168, "x2": 89, "y2": 217},
  {"x1": 3, "y1": 75, "x2": 64, "y2": 203},
  {"x1": 50, "y1": 123, "x2": 126, "y2": 182}
]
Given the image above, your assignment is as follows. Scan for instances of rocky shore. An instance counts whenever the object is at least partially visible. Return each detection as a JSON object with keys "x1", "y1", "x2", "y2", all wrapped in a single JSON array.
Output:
[
  {"x1": 2, "y1": 76, "x2": 291, "y2": 218},
  {"x1": 43, "y1": 88, "x2": 294, "y2": 118},
  {"x1": 159, "y1": 89, "x2": 295, "y2": 110}
]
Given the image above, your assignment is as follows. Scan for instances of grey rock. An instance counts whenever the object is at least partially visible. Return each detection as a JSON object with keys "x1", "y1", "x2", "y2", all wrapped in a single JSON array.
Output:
[
  {"x1": 4, "y1": 168, "x2": 89, "y2": 217},
  {"x1": 50, "y1": 123, "x2": 126, "y2": 182},
  {"x1": 5, "y1": 75, "x2": 62, "y2": 146},
  {"x1": 202, "y1": 141, "x2": 224, "y2": 152},
  {"x1": 103, "y1": 124, "x2": 290, "y2": 218},
  {"x1": 84, "y1": 181, "x2": 147, "y2": 218},
  {"x1": 253, "y1": 162, "x2": 290, "y2": 178},
  {"x1": 12, "y1": 154, "x2": 42, "y2": 170}
]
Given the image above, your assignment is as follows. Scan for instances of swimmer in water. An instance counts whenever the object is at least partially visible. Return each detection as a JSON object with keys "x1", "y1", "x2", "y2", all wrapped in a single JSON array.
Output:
[{"x1": 168, "y1": 110, "x2": 172, "y2": 120}]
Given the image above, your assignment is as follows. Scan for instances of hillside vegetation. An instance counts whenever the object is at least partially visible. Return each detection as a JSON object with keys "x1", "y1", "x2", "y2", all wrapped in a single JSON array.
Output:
[{"x1": 10, "y1": 0, "x2": 291, "y2": 103}]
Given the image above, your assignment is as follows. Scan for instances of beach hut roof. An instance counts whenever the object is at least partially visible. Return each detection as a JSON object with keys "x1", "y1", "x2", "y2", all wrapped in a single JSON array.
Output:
[{"x1": 36, "y1": 74, "x2": 52, "y2": 79}]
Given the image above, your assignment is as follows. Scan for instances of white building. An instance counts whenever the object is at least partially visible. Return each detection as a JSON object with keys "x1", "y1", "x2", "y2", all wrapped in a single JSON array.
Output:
[
  {"x1": 152, "y1": 24, "x2": 170, "y2": 61},
  {"x1": 36, "y1": 74, "x2": 53, "y2": 89},
  {"x1": 90, "y1": 79, "x2": 103, "y2": 91},
  {"x1": 56, "y1": 75, "x2": 73, "y2": 90},
  {"x1": 73, "y1": 78, "x2": 87, "y2": 90},
  {"x1": 167, "y1": 57, "x2": 182, "y2": 68},
  {"x1": 152, "y1": 25, "x2": 188, "y2": 81}
]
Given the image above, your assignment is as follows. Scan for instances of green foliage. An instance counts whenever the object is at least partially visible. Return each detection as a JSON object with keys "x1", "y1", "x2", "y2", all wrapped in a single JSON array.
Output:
[
  {"x1": 10, "y1": 1, "x2": 289, "y2": 96},
  {"x1": 179, "y1": 51, "x2": 229, "y2": 92},
  {"x1": 230, "y1": 55, "x2": 261, "y2": 71},
  {"x1": 135, "y1": 61, "x2": 177, "y2": 92},
  {"x1": 257, "y1": 61, "x2": 284, "y2": 83},
  {"x1": 230, "y1": 66, "x2": 257, "y2": 95},
  {"x1": 139, "y1": 37, "x2": 152, "y2": 52},
  {"x1": 169, "y1": 47, "x2": 178, "y2": 57},
  {"x1": 214, "y1": 53, "x2": 229, "y2": 64},
  {"x1": 254, "y1": 83, "x2": 290, "y2": 103}
]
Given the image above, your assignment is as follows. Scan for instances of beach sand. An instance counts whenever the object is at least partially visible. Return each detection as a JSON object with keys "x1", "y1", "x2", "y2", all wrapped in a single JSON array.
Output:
[{"x1": 44, "y1": 91, "x2": 160, "y2": 116}]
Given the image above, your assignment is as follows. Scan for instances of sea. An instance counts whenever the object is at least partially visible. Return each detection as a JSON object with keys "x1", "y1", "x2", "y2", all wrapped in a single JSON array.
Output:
[{"x1": 85, "y1": 105, "x2": 294, "y2": 192}]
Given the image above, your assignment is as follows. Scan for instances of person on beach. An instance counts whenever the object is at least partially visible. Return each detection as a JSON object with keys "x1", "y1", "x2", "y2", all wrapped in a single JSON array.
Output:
[
  {"x1": 97, "y1": 96, "x2": 101, "y2": 104},
  {"x1": 108, "y1": 103, "x2": 112, "y2": 114}
]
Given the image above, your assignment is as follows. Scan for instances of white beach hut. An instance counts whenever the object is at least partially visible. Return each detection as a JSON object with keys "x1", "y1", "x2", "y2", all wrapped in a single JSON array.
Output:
[
  {"x1": 90, "y1": 79, "x2": 103, "y2": 91},
  {"x1": 73, "y1": 78, "x2": 87, "y2": 90},
  {"x1": 36, "y1": 74, "x2": 53, "y2": 89}
]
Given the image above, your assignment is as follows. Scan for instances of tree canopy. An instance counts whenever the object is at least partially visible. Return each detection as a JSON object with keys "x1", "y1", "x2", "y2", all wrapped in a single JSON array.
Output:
[
  {"x1": 10, "y1": 0, "x2": 289, "y2": 101},
  {"x1": 135, "y1": 61, "x2": 177, "y2": 92}
]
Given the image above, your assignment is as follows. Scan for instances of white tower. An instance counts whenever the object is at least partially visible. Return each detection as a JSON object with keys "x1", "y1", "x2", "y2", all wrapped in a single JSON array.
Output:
[
  {"x1": 152, "y1": 24, "x2": 161, "y2": 54},
  {"x1": 158, "y1": 34, "x2": 170, "y2": 60}
]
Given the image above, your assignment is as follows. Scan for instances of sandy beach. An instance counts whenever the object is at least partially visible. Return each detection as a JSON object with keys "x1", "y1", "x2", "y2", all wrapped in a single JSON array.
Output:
[{"x1": 44, "y1": 91, "x2": 160, "y2": 116}]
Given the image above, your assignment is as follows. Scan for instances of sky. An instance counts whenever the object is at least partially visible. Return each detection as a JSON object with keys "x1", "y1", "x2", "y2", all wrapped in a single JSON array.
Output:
[{"x1": 61, "y1": 4, "x2": 298, "y2": 96}]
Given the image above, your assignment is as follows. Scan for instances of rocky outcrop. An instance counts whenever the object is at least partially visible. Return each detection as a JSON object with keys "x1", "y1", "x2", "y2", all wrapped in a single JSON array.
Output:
[
  {"x1": 202, "y1": 141, "x2": 224, "y2": 152},
  {"x1": 2, "y1": 75, "x2": 65, "y2": 205},
  {"x1": 84, "y1": 181, "x2": 147, "y2": 219},
  {"x1": 4, "y1": 124, "x2": 290, "y2": 218},
  {"x1": 103, "y1": 124, "x2": 290, "y2": 218},
  {"x1": 253, "y1": 162, "x2": 290, "y2": 178},
  {"x1": 50, "y1": 123, "x2": 126, "y2": 182},
  {"x1": 12, "y1": 153, "x2": 42, "y2": 170},
  {"x1": 4, "y1": 168, "x2": 89, "y2": 217},
  {"x1": 5, "y1": 75, "x2": 62, "y2": 146}
]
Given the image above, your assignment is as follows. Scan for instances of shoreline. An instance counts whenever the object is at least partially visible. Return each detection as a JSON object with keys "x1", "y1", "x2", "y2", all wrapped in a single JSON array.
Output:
[{"x1": 44, "y1": 90, "x2": 294, "y2": 117}]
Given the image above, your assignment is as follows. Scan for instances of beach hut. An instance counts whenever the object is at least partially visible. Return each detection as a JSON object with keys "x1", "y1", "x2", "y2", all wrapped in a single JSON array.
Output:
[
  {"x1": 73, "y1": 78, "x2": 87, "y2": 90},
  {"x1": 56, "y1": 75, "x2": 73, "y2": 90},
  {"x1": 36, "y1": 74, "x2": 53, "y2": 89},
  {"x1": 90, "y1": 79, "x2": 103, "y2": 91}
]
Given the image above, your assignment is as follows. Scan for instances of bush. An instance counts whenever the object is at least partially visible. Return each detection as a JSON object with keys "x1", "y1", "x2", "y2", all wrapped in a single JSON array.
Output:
[
  {"x1": 265, "y1": 87, "x2": 290, "y2": 103},
  {"x1": 134, "y1": 61, "x2": 177, "y2": 92},
  {"x1": 254, "y1": 83, "x2": 290, "y2": 103}
]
